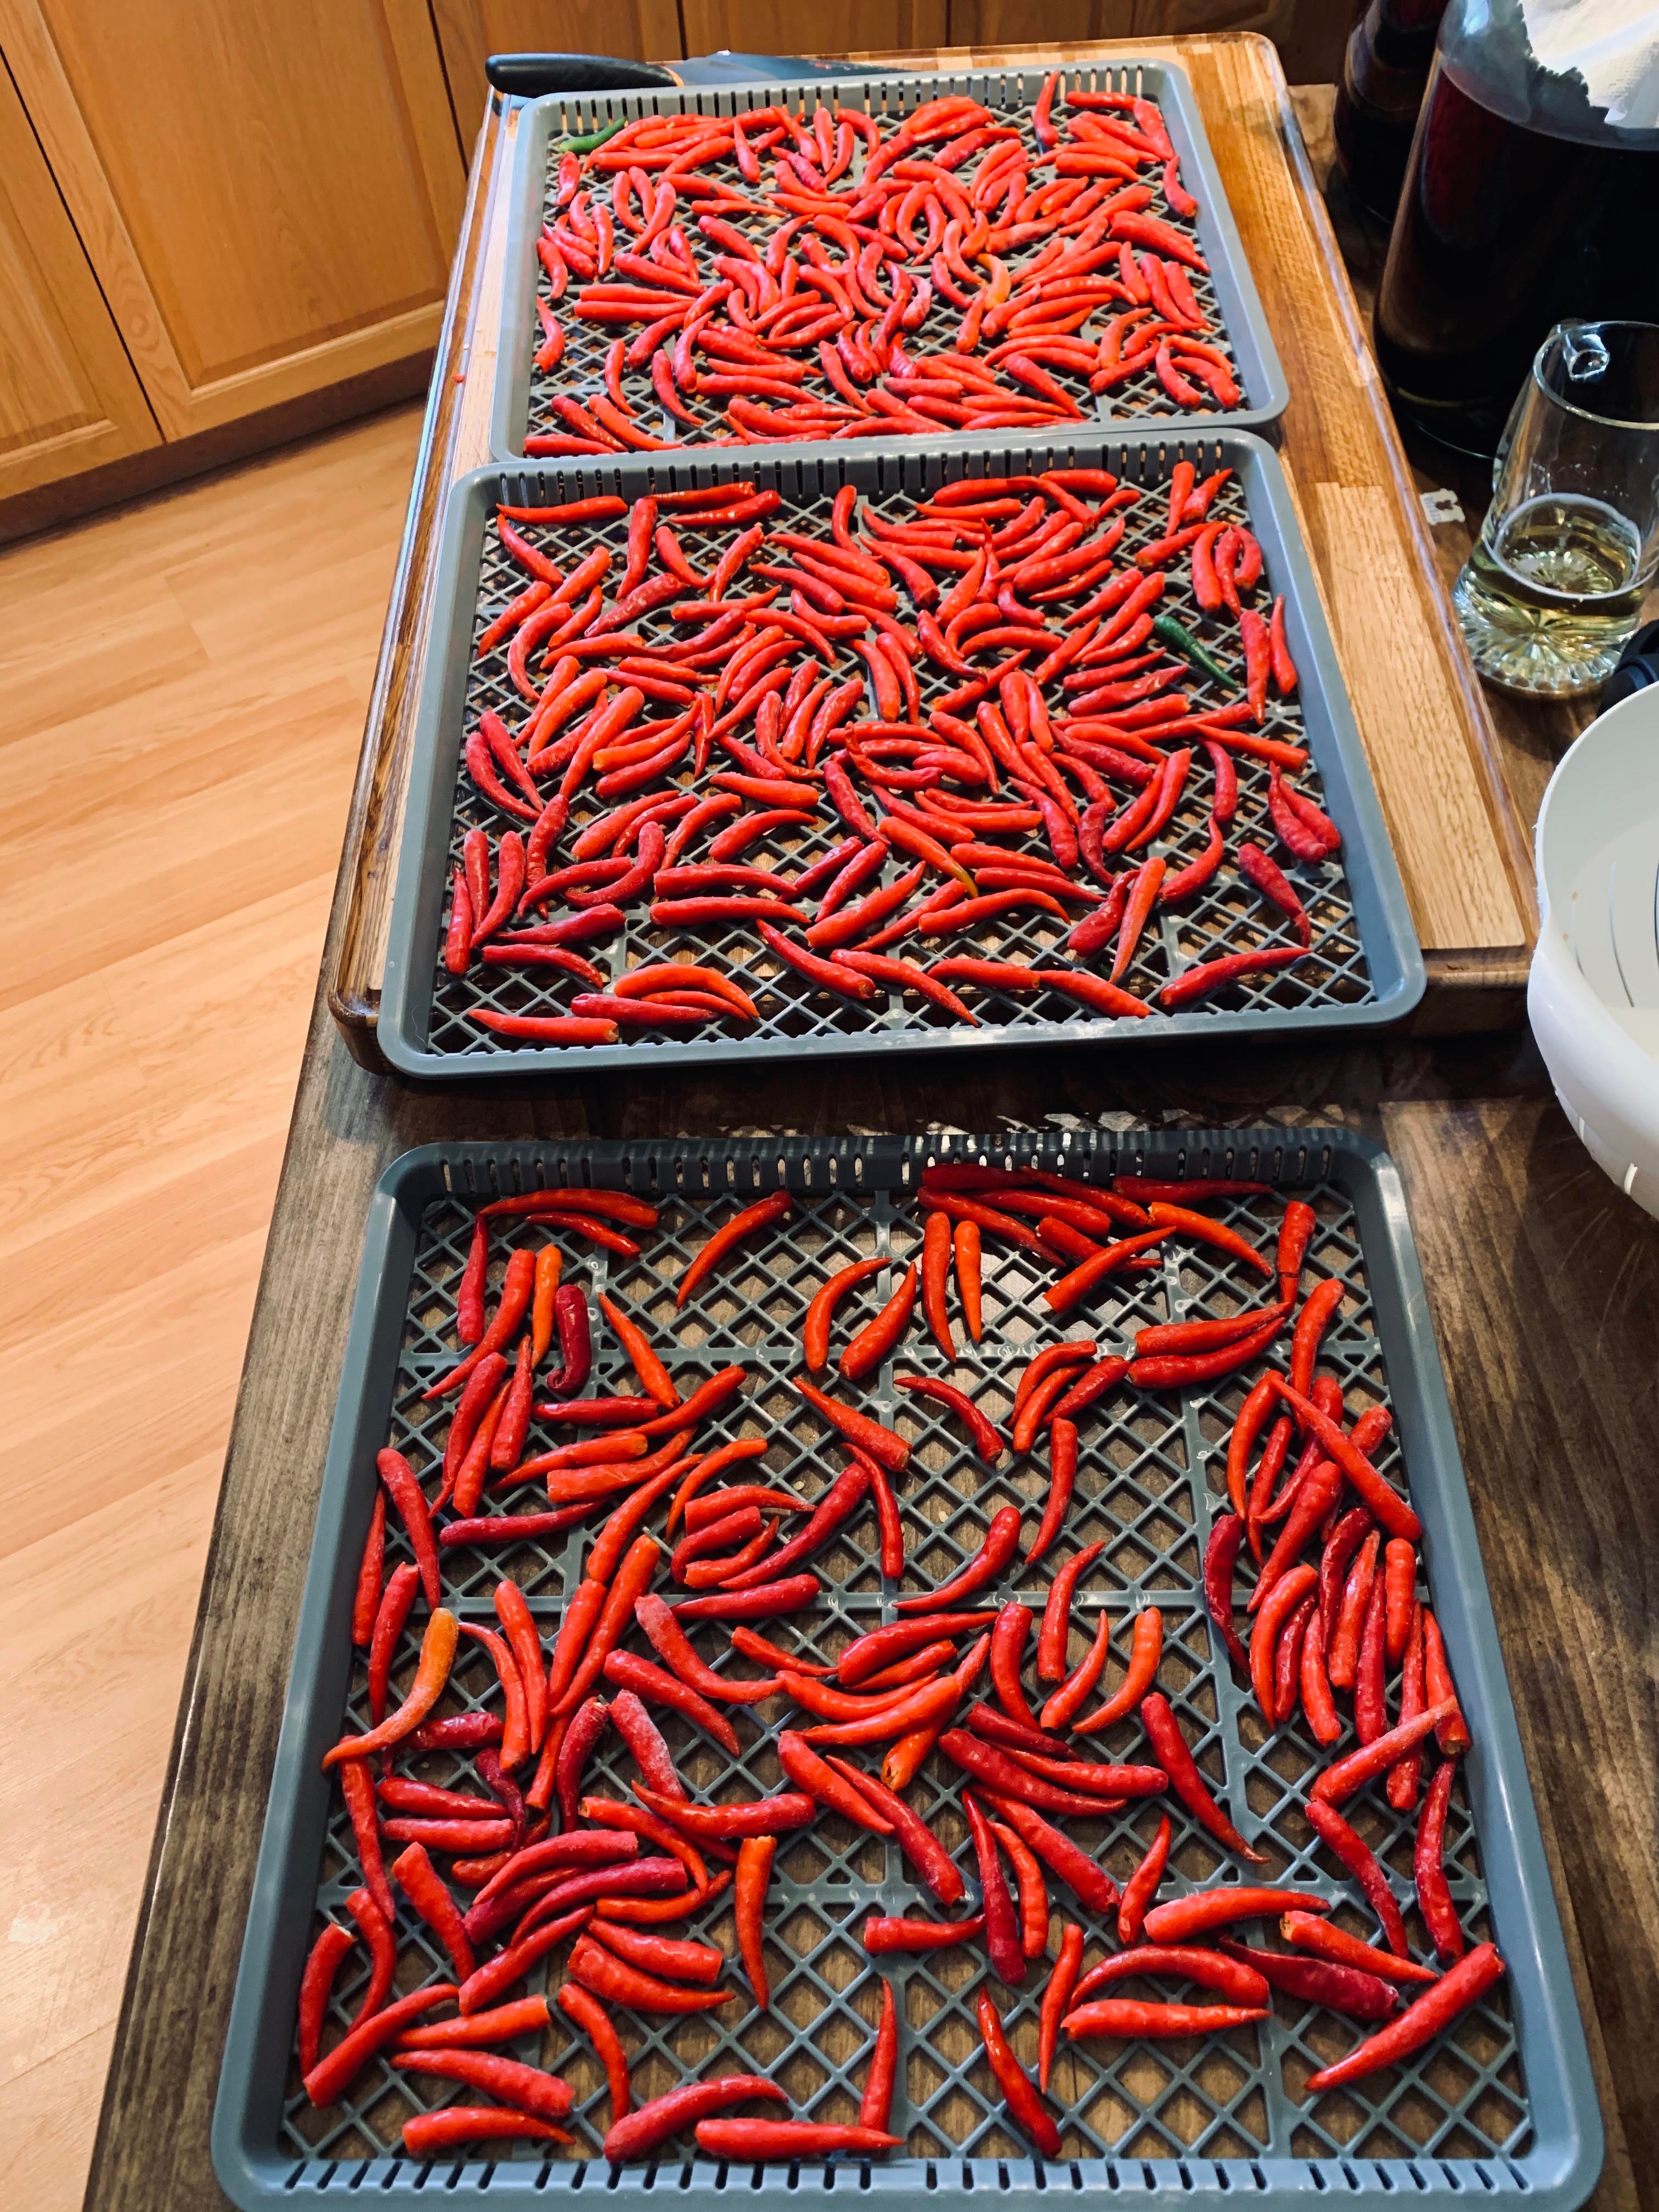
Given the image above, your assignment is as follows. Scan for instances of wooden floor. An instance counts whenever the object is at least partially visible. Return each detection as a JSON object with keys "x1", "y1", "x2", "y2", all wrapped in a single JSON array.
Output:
[{"x1": 0, "y1": 404, "x2": 422, "y2": 2212}]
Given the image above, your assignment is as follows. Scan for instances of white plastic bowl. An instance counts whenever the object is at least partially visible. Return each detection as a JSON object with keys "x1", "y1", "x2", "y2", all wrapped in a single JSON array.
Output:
[{"x1": 1528, "y1": 683, "x2": 1659, "y2": 1217}]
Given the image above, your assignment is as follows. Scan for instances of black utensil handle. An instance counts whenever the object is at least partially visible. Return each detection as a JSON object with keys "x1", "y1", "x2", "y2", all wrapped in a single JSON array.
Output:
[{"x1": 486, "y1": 52, "x2": 679, "y2": 97}]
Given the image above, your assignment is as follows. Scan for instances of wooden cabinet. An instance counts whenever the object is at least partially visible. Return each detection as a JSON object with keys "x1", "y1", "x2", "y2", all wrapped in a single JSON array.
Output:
[
  {"x1": 943, "y1": 0, "x2": 1295, "y2": 51},
  {"x1": 430, "y1": 1, "x2": 685, "y2": 136},
  {"x1": 679, "y1": 0, "x2": 945, "y2": 57},
  {"x1": 0, "y1": 0, "x2": 466, "y2": 441},
  {"x1": 0, "y1": 57, "x2": 160, "y2": 501}
]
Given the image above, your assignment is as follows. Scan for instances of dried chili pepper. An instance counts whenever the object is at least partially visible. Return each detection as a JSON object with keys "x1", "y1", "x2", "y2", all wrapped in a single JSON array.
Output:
[
  {"x1": 1138, "y1": 1691, "x2": 1262, "y2": 1860},
  {"x1": 604, "y1": 2077, "x2": 788, "y2": 2162},
  {"x1": 861, "y1": 1978, "x2": 899, "y2": 2131},
  {"x1": 978, "y1": 1989, "x2": 1062, "y2": 2155},
  {"x1": 1303, "y1": 1946, "x2": 1505, "y2": 2091},
  {"x1": 1414, "y1": 1760, "x2": 1465, "y2": 1960}
]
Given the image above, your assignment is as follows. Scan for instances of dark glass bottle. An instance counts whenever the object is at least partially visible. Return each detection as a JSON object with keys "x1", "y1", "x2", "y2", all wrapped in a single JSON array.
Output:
[
  {"x1": 1374, "y1": 0, "x2": 1659, "y2": 456},
  {"x1": 1334, "y1": 0, "x2": 1451, "y2": 222}
]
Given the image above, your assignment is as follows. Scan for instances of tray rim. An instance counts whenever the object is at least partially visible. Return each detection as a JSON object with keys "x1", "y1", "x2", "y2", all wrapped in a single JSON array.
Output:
[
  {"x1": 378, "y1": 428, "x2": 1425, "y2": 1080},
  {"x1": 486, "y1": 55, "x2": 1293, "y2": 470},
  {"x1": 212, "y1": 1127, "x2": 1599, "y2": 2212}
]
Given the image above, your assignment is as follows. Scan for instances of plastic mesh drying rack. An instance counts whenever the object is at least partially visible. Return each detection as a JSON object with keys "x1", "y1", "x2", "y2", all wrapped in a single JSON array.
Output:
[
  {"x1": 489, "y1": 60, "x2": 1290, "y2": 462},
  {"x1": 215, "y1": 1132, "x2": 1597, "y2": 2210},
  {"x1": 379, "y1": 432, "x2": 1422, "y2": 1079}
]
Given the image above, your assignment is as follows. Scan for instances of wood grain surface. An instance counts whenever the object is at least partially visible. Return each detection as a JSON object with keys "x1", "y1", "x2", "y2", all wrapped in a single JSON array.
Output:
[
  {"x1": 0, "y1": 401, "x2": 421, "y2": 2212},
  {"x1": 323, "y1": 32, "x2": 1535, "y2": 1065}
]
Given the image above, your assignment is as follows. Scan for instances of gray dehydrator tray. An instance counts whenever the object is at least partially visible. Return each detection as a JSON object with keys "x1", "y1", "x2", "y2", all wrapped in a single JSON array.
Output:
[
  {"x1": 379, "y1": 431, "x2": 1423, "y2": 1078},
  {"x1": 214, "y1": 1131, "x2": 1598, "y2": 2212},
  {"x1": 488, "y1": 60, "x2": 1290, "y2": 461}
]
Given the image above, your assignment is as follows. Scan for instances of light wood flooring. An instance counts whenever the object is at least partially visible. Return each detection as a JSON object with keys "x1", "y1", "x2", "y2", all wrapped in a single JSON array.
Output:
[{"x1": 0, "y1": 403, "x2": 422, "y2": 2212}]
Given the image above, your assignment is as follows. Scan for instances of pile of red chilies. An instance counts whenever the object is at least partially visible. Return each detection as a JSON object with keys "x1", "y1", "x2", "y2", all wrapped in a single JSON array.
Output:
[
  {"x1": 296, "y1": 1168, "x2": 1501, "y2": 2162},
  {"x1": 528, "y1": 84, "x2": 1239, "y2": 453},
  {"x1": 447, "y1": 464, "x2": 1330, "y2": 1045}
]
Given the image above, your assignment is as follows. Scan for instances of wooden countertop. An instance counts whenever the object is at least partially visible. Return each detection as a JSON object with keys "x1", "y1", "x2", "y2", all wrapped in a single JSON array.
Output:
[{"x1": 84, "y1": 42, "x2": 1653, "y2": 2212}]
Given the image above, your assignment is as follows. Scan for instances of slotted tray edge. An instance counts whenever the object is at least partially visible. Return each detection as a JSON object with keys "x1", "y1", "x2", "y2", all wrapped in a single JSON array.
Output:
[
  {"x1": 377, "y1": 430, "x2": 1424, "y2": 1079},
  {"x1": 212, "y1": 1130, "x2": 1598, "y2": 2212},
  {"x1": 487, "y1": 58, "x2": 1290, "y2": 466}
]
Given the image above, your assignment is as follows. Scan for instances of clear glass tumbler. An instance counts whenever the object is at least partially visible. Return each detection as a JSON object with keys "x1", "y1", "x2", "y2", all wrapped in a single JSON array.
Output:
[{"x1": 1453, "y1": 319, "x2": 1659, "y2": 697}]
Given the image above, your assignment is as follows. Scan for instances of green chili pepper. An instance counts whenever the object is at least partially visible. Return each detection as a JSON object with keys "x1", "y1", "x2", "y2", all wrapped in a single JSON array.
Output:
[
  {"x1": 561, "y1": 120, "x2": 625, "y2": 154},
  {"x1": 1152, "y1": 614, "x2": 1234, "y2": 689}
]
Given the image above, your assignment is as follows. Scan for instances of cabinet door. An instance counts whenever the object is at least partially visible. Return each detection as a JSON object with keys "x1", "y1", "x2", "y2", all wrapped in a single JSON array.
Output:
[
  {"x1": 0, "y1": 58, "x2": 159, "y2": 499},
  {"x1": 0, "y1": 0, "x2": 466, "y2": 439},
  {"x1": 431, "y1": 1, "x2": 684, "y2": 138},
  {"x1": 942, "y1": 0, "x2": 1293, "y2": 50},
  {"x1": 679, "y1": 0, "x2": 945, "y2": 55}
]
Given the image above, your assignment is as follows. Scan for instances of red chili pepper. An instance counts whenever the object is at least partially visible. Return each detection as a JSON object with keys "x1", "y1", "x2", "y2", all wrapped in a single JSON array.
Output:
[
  {"x1": 1306, "y1": 1798, "x2": 1410, "y2": 1955},
  {"x1": 1328, "y1": 1532, "x2": 1381, "y2": 1690},
  {"x1": 605, "y1": 2076, "x2": 789, "y2": 2162},
  {"x1": 325, "y1": 1610, "x2": 459, "y2": 1770},
  {"x1": 1037, "y1": 1607, "x2": 1110, "y2": 1733},
  {"x1": 1249, "y1": 1457, "x2": 1345, "y2": 1611},
  {"x1": 569, "y1": 1931, "x2": 735, "y2": 2015},
  {"x1": 1068, "y1": 1997, "x2": 1268, "y2": 2039},
  {"x1": 1036, "y1": 1539, "x2": 1104, "y2": 1683},
  {"x1": 392, "y1": 1842, "x2": 475, "y2": 1981},
  {"x1": 1076, "y1": 1605, "x2": 1164, "y2": 1734},
  {"x1": 802, "y1": 1256, "x2": 885, "y2": 1372},
  {"x1": 961, "y1": 1788, "x2": 1025, "y2": 1984},
  {"x1": 303, "y1": 1985, "x2": 458, "y2": 2107},
  {"x1": 863, "y1": 1912, "x2": 987, "y2": 1953},
  {"x1": 1073, "y1": 1945, "x2": 1271, "y2": 2008},
  {"x1": 392, "y1": 2045, "x2": 573, "y2": 2119},
  {"x1": 1116, "y1": 1813, "x2": 1172, "y2": 1946},
  {"x1": 555, "y1": 1533, "x2": 663, "y2": 1716},
  {"x1": 1139, "y1": 1691, "x2": 1263, "y2": 1861},
  {"x1": 402, "y1": 2108, "x2": 571, "y2": 2154},
  {"x1": 985, "y1": 1601, "x2": 1038, "y2": 1731},
  {"x1": 1249, "y1": 1562, "x2": 1317, "y2": 1723},
  {"x1": 670, "y1": 1575, "x2": 822, "y2": 1623},
  {"x1": 1304, "y1": 1944, "x2": 1505, "y2": 2091},
  {"x1": 634, "y1": 1784, "x2": 815, "y2": 1841},
  {"x1": 296, "y1": 1921, "x2": 354, "y2": 2076},
  {"x1": 556, "y1": 1982, "x2": 630, "y2": 2120},
  {"x1": 400, "y1": 1992, "x2": 549, "y2": 2050},
  {"x1": 1203, "y1": 1513, "x2": 1249, "y2": 1671},
  {"x1": 861, "y1": 1977, "x2": 899, "y2": 2131},
  {"x1": 1389, "y1": 1602, "x2": 1427, "y2": 1812},
  {"x1": 1215, "y1": 1939, "x2": 1397, "y2": 2020},
  {"x1": 589, "y1": 1918, "x2": 726, "y2": 1988},
  {"x1": 889, "y1": 1378, "x2": 1002, "y2": 1472},
  {"x1": 1272, "y1": 1592, "x2": 1317, "y2": 1724},
  {"x1": 978, "y1": 1987, "x2": 1062, "y2": 2155},
  {"x1": 1422, "y1": 1607, "x2": 1472, "y2": 1752},
  {"x1": 1354, "y1": 1571, "x2": 1389, "y2": 1743},
  {"x1": 349, "y1": 1492, "x2": 386, "y2": 1652},
  {"x1": 954, "y1": 1220, "x2": 983, "y2": 1339},
  {"x1": 1282, "y1": 1910, "x2": 1437, "y2": 1986},
  {"x1": 697, "y1": 2118, "x2": 902, "y2": 2157},
  {"x1": 675, "y1": 1191, "x2": 793, "y2": 1308},
  {"x1": 1311, "y1": 1701, "x2": 1458, "y2": 1805},
  {"x1": 1268, "y1": 1374, "x2": 1422, "y2": 1540},
  {"x1": 913, "y1": 1206, "x2": 957, "y2": 1361},
  {"x1": 1414, "y1": 1760, "x2": 1465, "y2": 1959},
  {"x1": 425, "y1": 1248, "x2": 537, "y2": 1400},
  {"x1": 988, "y1": 1792, "x2": 1120, "y2": 1915},
  {"x1": 898, "y1": 1502, "x2": 1022, "y2": 1613},
  {"x1": 1317, "y1": 1508, "x2": 1372, "y2": 1651},
  {"x1": 839, "y1": 1261, "x2": 918, "y2": 1382},
  {"x1": 791, "y1": 1375, "x2": 911, "y2": 1475},
  {"x1": 825, "y1": 1757, "x2": 966, "y2": 1906}
]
